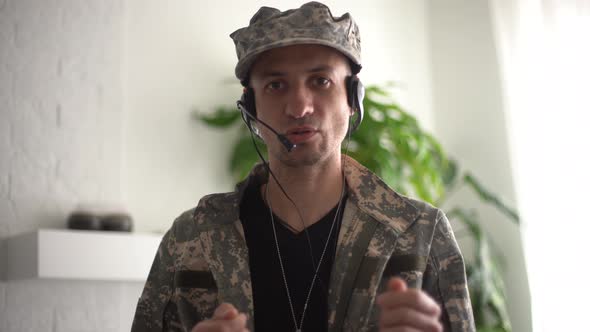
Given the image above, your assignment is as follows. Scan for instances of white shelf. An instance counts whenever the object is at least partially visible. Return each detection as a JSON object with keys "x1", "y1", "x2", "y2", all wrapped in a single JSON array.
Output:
[{"x1": 1, "y1": 229, "x2": 163, "y2": 282}]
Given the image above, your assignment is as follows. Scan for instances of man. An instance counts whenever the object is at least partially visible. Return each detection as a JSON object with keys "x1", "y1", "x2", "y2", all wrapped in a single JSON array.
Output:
[{"x1": 132, "y1": 2, "x2": 475, "y2": 332}]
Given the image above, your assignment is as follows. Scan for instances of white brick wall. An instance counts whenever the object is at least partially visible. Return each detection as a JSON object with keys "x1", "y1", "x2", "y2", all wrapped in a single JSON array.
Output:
[
  {"x1": 0, "y1": 0, "x2": 124, "y2": 235},
  {"x1": 0, "y1": 1, "x2": 142, "y2": 331}
]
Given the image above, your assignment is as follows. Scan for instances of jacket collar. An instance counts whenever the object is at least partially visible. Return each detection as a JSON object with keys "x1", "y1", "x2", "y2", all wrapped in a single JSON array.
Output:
[
  {"x1": 229, "y1": 155, "x2": 420, "y2": 234},
  {"x1": 341, "y1": 155, "x2": 420, "y2": 235},
  {"x1": 194, "y1": 155, "x2": 420, "y2": 235}
]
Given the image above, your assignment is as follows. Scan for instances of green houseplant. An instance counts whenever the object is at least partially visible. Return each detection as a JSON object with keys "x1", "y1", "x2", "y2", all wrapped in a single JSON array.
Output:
[{"x1": 196, "y1": 84, "x2": 519, "y2": 332}]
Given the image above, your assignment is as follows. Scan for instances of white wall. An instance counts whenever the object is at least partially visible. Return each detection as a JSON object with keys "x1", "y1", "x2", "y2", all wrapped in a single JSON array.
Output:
[
  {"x1": 428, "y1": 1, "x2": 531, "y2": 331},
  {"x1": 0, "y1": 0, "x2": 143, "y2": 331},
  {"x1": 124, "y1": 0, "x2": 435, "y2": 233}
]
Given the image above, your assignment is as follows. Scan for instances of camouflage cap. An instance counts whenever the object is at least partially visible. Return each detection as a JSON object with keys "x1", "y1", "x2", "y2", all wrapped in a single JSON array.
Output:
[{"x1": 230, "y1": 1, "x2": 361, "y2": 82}]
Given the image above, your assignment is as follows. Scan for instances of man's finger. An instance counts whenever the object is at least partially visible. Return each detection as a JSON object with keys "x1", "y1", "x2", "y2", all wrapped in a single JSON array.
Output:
[
  {"x1": 379, "y1": 327, "x2": 421, "y2": 332},
  {"x1": 379, "y1": 307, "x2": 442, "y2": 332},
  {"x1": 227, "y1": 313, "x2": 248, "y2": 330},
  {"x1": 377, "y1": 289, "x2": 441, "y2": 316},
  {"x1": 192, "y1": 313, "x2": 248, "y2": 332},
  {"x1": 213, "y1": 302, "x2": 239, "y2": 320},
  {"x1": 387, "y1": 277, "x2": 407, "y2": 292}
]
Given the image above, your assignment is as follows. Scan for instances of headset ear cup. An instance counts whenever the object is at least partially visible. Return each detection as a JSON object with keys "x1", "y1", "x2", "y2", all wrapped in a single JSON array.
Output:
[
  {"x1": 353, "y1": 79, "x2": 365, "y2": 131},
  {"x1": 346, "y1": 76, "x2": 365, "y2": 134},
  {"x1": 238, "y1": 88, "x2": 261, "y2": 137},
  {"x1": 346, "y1": 76, "x2": 354, "y2": 108},
  {"x1": 243, "y1": 88, "x2": 256, "y2": 117}
]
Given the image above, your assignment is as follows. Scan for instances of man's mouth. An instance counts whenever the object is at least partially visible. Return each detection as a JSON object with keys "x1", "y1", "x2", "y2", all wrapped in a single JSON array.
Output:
[{"x1": 285, "y1": 127, "x2": 318, "y2": 144}]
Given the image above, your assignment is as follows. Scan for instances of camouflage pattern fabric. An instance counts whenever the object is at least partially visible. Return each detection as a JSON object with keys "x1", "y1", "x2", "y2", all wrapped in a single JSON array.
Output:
[
  {"x1": 230, "y1": 1, "x2": 362, "y2": 81},
  {"x1": 131, "y1": 155, "x2": 475, "y2": 332}
]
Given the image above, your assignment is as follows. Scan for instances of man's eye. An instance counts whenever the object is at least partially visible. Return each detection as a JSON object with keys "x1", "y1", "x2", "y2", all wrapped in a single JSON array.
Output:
[
  {"x1": 314, "y1": 77, "x2": 331, "y2": 87},
  {"x1": 266, "y1": 81, "x2": 283, "y2": 91}
]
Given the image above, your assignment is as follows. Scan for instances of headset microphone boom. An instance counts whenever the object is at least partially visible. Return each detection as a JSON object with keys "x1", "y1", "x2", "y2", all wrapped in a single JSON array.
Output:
[{"x1": 237, "y1": 99, "x2": 297, "y2": 152}]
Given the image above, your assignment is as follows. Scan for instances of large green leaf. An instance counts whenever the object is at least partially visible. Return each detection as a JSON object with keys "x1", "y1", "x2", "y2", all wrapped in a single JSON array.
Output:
[
  {"x1": 448, "y1": 208, "x2": 511, "y2": 331},
  {"x1": 463, "y1": 173, "x2": 520, "y2": 224},
  {"x1": 196, "y1": 106, "x2": 242, "y2": 128},
  {"x1": 229, "y1": 132, "x2": 266, "y2": 181}
]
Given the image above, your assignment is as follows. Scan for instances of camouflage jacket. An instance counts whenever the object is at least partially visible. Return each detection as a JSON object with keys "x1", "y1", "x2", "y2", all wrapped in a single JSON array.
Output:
[{"x1": 131, "y1": 156, "x2": 475, "y2": 332}]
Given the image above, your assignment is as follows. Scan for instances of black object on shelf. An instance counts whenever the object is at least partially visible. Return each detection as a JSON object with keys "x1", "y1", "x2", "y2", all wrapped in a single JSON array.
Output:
[
  {"x1": 101, "y1": 213, "x2": 133, "y2": 232},
  {"x1": 67, "y1": 211, "x2": 133, "y2": 232},
  {"x1": 67, "y1": 212, "x2": 102, "y2": 230}
]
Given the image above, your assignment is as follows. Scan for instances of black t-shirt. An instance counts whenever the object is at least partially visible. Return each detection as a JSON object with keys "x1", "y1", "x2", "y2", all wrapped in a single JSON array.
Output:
[{"x1": 239, "y1": 180, "x2": 346, "y2": 332}]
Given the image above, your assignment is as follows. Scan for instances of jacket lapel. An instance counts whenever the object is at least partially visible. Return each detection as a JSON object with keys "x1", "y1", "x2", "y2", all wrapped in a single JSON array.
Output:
[
  {"x1": 327, "y1": 200, "x2": 379, "y2": 331},
  {"x1": 327, "y1": 156, "x2": 420, "y2": 331},
  {"x1": 194, "y1": 192, "x2": 255, "y2": 330}
]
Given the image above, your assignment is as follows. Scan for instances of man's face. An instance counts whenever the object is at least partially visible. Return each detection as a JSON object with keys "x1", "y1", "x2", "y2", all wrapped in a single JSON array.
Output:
[{"x1": 249, "y1": 44, "x2": 352, "y2": 168}]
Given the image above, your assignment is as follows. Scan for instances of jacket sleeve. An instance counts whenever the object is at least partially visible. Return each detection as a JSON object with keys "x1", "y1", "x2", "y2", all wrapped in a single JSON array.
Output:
[
  {"x1": 131, "y1": 223, "x2": 182, "y2": 332},
  {"x1": 423, "y1": 210, "x2": 476, "y2": 332}
]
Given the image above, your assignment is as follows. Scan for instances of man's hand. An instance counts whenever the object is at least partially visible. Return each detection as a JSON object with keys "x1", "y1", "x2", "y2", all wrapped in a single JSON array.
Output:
[
  {"x1": 191, "y1": 303, "x2": 249, "y2": 332},
  {"x1": 376, "y1": 277, "x2": 443, "y2": 332}
]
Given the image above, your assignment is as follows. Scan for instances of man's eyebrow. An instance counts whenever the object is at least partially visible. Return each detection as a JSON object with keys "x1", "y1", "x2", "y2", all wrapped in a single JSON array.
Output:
[
  {"x1": 307, "y1": 65, "x2": 335, "y2": 73},
  {"x1": 257, "y1": 65, "x2": 336, "y2": 78},
  {"x1": 258, "y1": 70, "x2": 285, "y2": 78}
]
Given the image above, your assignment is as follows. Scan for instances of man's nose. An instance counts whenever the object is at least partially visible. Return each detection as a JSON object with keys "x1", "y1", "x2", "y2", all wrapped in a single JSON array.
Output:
[{"x1": 285, "y1": 85, "x2": 313, "y2": 119}]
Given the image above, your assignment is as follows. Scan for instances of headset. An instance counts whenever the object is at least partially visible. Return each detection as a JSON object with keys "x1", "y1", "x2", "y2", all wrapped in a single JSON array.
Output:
[{"x1": 236, "y1": 75, "x2": 365, "y2": 151}]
